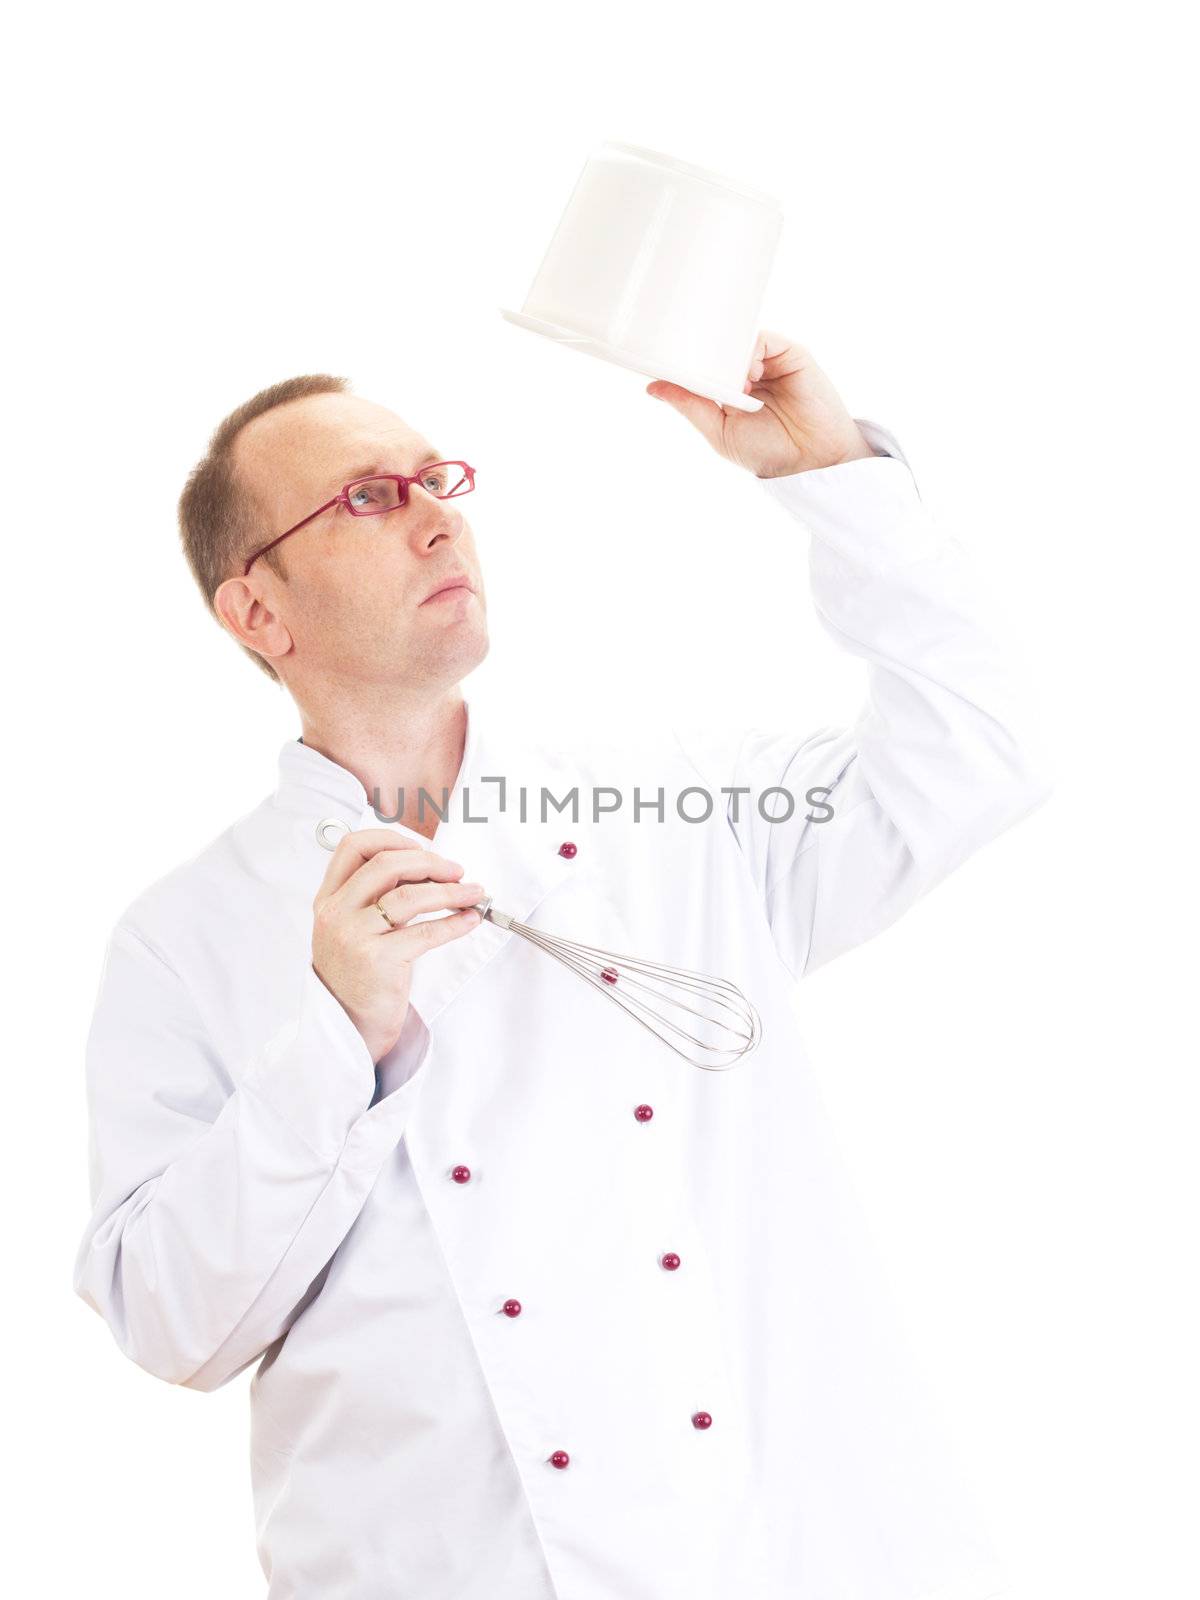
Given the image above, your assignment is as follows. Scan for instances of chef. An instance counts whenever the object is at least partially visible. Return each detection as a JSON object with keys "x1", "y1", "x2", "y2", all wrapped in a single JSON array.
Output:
[{"x1": 72, "y1": 332, "x2": 1048, "y2": 1599}]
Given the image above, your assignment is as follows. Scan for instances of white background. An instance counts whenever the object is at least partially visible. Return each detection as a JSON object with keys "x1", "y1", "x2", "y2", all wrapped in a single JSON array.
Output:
[{"x1": 6, "y1": 1, "x2": 1196, "y2": 1595}]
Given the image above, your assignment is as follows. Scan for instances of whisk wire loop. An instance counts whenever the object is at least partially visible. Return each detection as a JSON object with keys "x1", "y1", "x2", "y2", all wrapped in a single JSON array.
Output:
[{"x1": 482, "y1": 903, "x2": 761, "y2": 1071}]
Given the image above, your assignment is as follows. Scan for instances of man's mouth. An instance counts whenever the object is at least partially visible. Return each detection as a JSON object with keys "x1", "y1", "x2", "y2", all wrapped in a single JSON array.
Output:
[{"x1": 420, "y1": 576, "x2": 475, "y2": 605}]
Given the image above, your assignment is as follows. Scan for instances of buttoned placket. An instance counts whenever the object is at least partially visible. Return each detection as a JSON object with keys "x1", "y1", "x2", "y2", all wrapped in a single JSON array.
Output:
[{"x1": 438, "y1": 830, "x2": 720, "y2": 1475}]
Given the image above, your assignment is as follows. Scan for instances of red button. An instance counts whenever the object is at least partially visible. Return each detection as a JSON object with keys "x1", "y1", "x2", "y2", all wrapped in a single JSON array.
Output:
[
  {"x1": 661, "y1": 1253, "x2": 681, "y2": 1271},
  {"x1": 549, "y1": 1450, "x2": 571, "y2": 1469},
  {"x1": 600, "y1": 966, "x2": 619, "y2": 984},
  {"x1": 451, "y1": 1165, "x2": 472, "y2": 1184},
  {"x1": 558, "y1": 841, "x2": 577, "y2": 858},
  {"x1": 634, "y1": 1103, "x2": 654, "y2": 1122},
  {"x1": 692, "y1": 1411, "x2": 713, "y2": 1430},
  {"x1": 502, "y1": 1299, "x2": 522, "y2": 1317}
]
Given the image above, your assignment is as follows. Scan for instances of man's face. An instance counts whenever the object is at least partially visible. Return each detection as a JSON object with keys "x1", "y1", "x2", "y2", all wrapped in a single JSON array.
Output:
[{"x1": 229, "y1": 391, "x2": 488, "y2": 690}]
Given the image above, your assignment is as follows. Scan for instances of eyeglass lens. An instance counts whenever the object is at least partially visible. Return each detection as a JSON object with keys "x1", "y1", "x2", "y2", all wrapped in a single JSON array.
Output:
[{"x1": 347, "y1": 463, "x2": 472, "y2": 515}]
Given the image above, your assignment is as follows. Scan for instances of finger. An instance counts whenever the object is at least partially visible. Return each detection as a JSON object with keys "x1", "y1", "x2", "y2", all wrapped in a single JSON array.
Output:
[
  {"x1": 371, "y1": 879, "x2": 486, "y2": 931},
  {"x1": 316, "y1": 828, "x2": 457, "y2": 898},
  {"x1": 339, "y1": 847, "x2": 471, "y2": 911},
  {"x1": 754, "y1": 329, "x2": 808, "y2": 375},
  {"x1": 646, "y1": 379, "x2": 727, "y2": 447},
  {"x1": 389, "y1": 906, "x2": 482, "y2": 956},
  {"x1": 743, "y1": 329, "x2": 798, "y2": 393}
]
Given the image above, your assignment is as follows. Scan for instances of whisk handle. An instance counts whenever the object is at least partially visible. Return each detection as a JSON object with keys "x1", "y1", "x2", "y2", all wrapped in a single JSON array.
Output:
[{"x1": 475, "y1": 897, "x2": 516, "y2": 931}]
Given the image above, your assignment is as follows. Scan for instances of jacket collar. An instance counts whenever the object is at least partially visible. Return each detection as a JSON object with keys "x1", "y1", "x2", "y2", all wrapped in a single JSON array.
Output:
[
  {"x1": 272, "y1": 696, "x2": 583, "y2": 1028},
  {"x1": 272, "y1": 695, "x2": 482, "y2": 826}
]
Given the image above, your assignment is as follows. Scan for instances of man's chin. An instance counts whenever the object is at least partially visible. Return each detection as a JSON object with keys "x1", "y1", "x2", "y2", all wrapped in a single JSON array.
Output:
[{"x1": 400, "y1": 626, "x2": 490, "y2": 684}]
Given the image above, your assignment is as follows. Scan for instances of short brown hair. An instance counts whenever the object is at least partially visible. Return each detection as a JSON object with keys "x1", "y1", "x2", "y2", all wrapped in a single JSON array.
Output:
[{"x1": 178, "y1": 373, "x2": 350, "y2": 681}]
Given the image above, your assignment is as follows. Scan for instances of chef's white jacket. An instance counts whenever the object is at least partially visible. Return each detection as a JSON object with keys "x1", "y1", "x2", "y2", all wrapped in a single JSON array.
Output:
[{"x1": 73, "y1": 419, "x2": 1049, "y2": 1600}]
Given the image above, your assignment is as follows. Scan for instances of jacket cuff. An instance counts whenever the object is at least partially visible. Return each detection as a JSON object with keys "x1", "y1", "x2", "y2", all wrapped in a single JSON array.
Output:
[
  {"x1": 759, "y1": 415, "x2": 948, "y2": 573},
  {"x1": 239, "y1": 965, "x2": 382, "y2": 1164},
  {"x1": 340, "y1": 1005, "x2": 434, "y2": 1174}
]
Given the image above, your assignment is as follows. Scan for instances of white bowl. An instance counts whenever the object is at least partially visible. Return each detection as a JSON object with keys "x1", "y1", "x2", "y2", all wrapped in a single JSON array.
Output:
[{"x1": 500, "y1": 140, "x2": 783, "y2": 413}]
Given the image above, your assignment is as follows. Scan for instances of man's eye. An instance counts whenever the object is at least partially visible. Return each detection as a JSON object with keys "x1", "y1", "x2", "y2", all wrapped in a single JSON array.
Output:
[{"x1": 349, "y1": 487, "x2": 374, "y2": 507}]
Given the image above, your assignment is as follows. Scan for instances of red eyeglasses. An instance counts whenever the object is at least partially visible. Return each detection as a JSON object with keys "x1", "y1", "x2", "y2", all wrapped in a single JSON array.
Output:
[{"x1": 241, "y1": 459, "x2": 477, "y2": 576}]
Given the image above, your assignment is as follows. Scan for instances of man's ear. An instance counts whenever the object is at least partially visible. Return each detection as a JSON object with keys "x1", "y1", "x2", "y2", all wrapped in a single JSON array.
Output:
[{"x1": 212, "y1": 575, "x2": 294, "y2": 671}]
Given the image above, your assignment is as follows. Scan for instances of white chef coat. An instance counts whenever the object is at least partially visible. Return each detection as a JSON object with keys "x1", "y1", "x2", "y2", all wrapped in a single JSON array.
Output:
[{"x1": 73, "y1": 419, "x2": 1048, "y2": 1600}]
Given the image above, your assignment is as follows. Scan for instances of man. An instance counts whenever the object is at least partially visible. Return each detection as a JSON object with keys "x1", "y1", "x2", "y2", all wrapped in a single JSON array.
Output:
[{"x1": 73, "y1": 332, "x2": 1048, "y2": 1599}]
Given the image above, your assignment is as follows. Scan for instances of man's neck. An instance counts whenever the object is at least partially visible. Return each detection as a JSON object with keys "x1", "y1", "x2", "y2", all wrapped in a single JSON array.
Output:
[{"x1": 297, "y1": 689, "x2": 467, "y2": 842}]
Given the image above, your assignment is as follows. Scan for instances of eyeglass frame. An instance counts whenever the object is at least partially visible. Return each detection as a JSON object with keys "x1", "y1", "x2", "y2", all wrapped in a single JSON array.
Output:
[{"x1": 240, "y1": 460, "x2": 477, "y2": 577}]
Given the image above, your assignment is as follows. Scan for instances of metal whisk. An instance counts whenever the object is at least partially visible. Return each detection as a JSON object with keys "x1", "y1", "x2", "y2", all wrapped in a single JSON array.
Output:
[
  {"x1": 314, "y1": 818, "x2": 761, "y2": 1071},
  {"x1": 476, "y1": 898, "x2": 762, "y2": 1072}
]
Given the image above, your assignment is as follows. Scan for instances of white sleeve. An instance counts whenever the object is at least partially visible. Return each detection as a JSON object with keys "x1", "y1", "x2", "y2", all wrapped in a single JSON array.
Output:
[
  {"x1": 71, "y1": 922, "x2": 430, "y2": 1391},
  {"x1": 674, "y1": 419, "x2": 1052, "y2": 980}
]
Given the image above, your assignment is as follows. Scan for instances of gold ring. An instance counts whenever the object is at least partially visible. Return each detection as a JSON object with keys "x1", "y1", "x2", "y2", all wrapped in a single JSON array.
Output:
[{"x1": 375, "y1": 899, "x2": 399, "y2": 930}]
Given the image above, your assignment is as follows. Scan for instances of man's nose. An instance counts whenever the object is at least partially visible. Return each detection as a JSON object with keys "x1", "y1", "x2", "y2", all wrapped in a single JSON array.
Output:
[{"x1": 406, "y1": 489, "x2": 463, "y2": 550}]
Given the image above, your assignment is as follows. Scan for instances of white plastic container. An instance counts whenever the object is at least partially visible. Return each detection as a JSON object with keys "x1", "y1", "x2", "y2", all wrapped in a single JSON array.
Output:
[{"x1": 500, "y1": 141, "x2": 783, "y2": 412}]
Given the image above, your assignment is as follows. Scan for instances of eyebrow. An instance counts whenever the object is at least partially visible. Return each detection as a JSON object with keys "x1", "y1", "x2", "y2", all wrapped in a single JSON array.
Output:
[{"x1": 330, "y1": 448, "x2": 444, "y2": 494}]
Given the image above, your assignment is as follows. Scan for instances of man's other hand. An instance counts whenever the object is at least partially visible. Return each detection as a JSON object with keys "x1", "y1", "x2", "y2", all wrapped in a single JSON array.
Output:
[{"x1": 312, "y1": 828, "x2": 485, "y2": 1063}]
